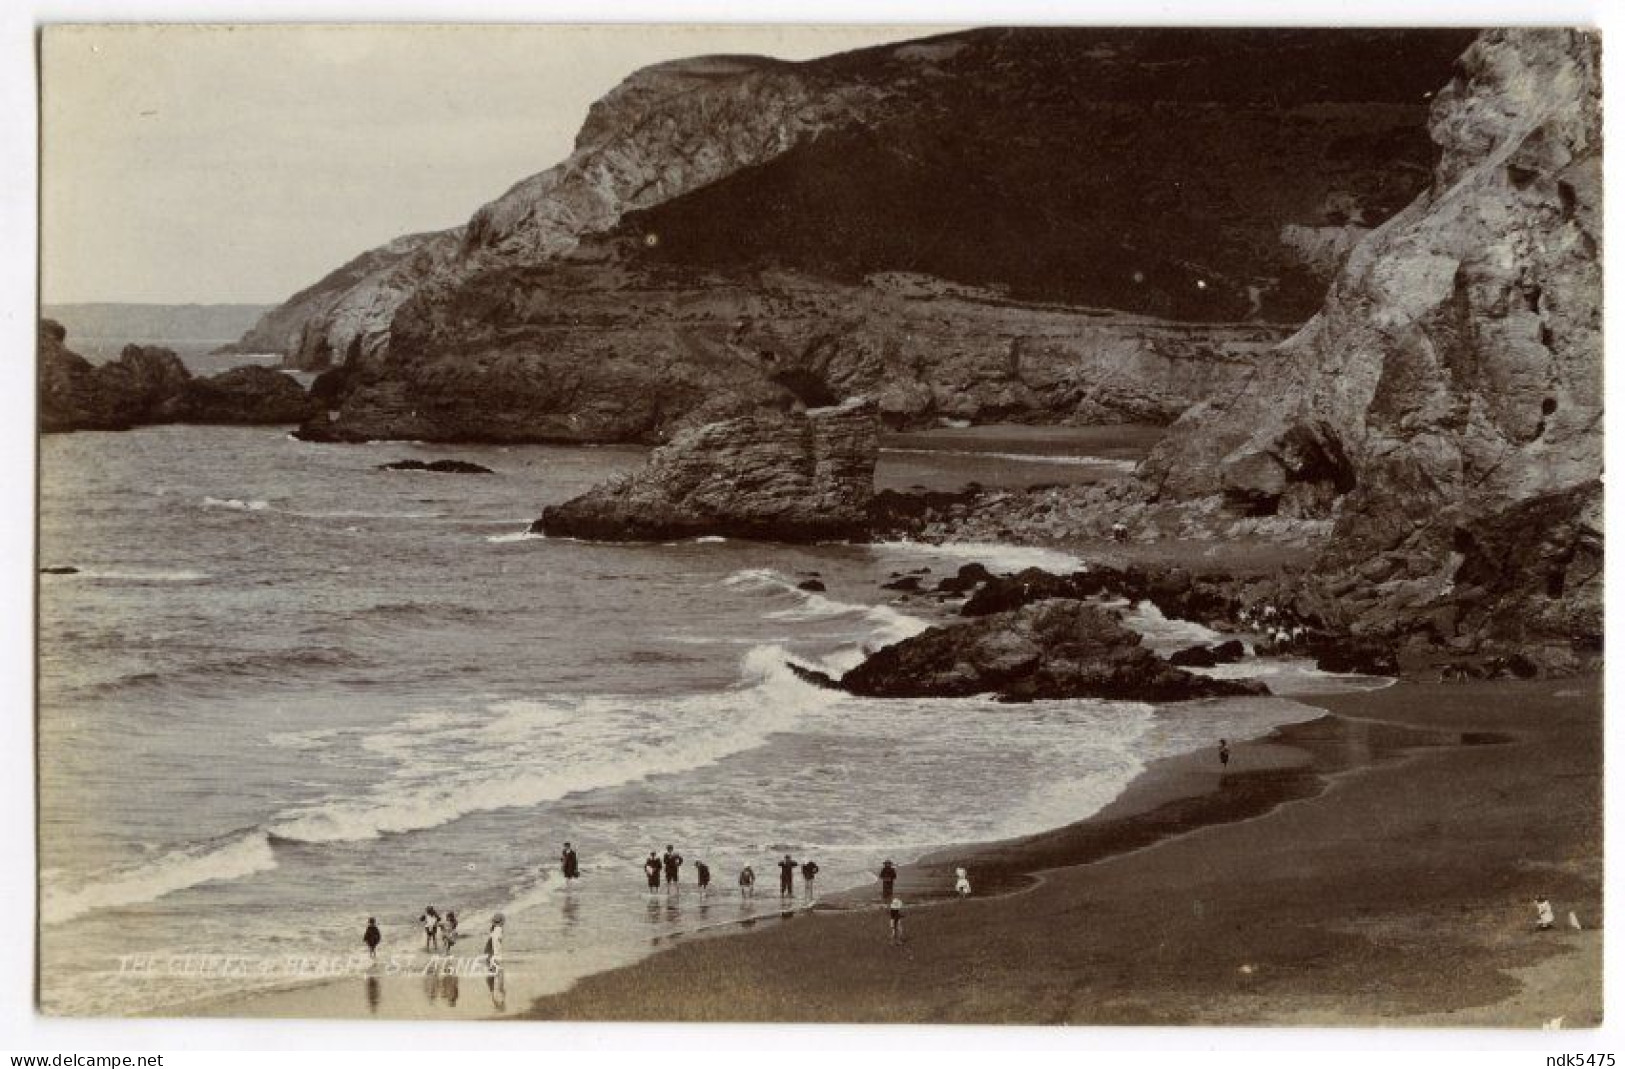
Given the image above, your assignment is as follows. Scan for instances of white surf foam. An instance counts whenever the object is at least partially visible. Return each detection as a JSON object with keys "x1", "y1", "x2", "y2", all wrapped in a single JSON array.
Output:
[
  {"x1": 202, "y1": 496, "x2": 270, "y2": 512},
  {"x1": 54, "y1": 569, "x2": 210, "y2": 583},
  {"x1": 723, "y1": 568, "x2": 930, "y2": 660},
  {"x1": 486, "y1": 530, "x2": 545, "y2": 544},
  {"x1": 42, "y1": 831, "x2": 277, "y2": 927},
  {"x1": 870, "y1": 541, "x2": 1085, "y2": 574},
  {"x1": 265, "y1": 655, "x2": 817, "y2": 846}
]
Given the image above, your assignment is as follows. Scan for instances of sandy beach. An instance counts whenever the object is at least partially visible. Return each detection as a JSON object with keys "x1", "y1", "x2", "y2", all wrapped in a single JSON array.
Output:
[
  {"x1": 512, "y1": 675, "x2": 1600, "y2": 1026},
  {"x1": 191, "y1": 674, "x2": 1601, "y2": 1027}
]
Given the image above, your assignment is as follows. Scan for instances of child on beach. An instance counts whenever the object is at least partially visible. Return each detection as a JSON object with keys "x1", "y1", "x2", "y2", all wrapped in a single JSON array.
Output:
[
  {"x1": 363, "y1": 918, "x2": 381, "y2": 961},
  {"x1": 880, "y1": 860, "x2": 897, "y2": 902},
  {"x1": 1535, "y1": 896, "x2": 1556, "y2": 931},
  {"x1": 421, "y1": 907, "x2": 441, "y2": 952},
  {"x1": 739, "y1": 864, "x2": 756, "y2": 899},
  {"x1": 696, "y1": 860, "x2": 711, "y2": 897},
  {"x1": 801, "y1": 859, "x2": 819, "y2": 900},
  {"x1": 889, "y1": 898, "x2": 904, "y2": 944},
  {"x1": 440, "y1": 910, "x2": 459, "y2": 954},
  {"x1": 954, "y1": 867, "x2": 972, "y2": 898},
  {"x1": 644, "y1": 852, "x2": 662, "y2": 893},
  {"x1": 1219, "y1": 739, "x2": 1231, "y2": 768}
]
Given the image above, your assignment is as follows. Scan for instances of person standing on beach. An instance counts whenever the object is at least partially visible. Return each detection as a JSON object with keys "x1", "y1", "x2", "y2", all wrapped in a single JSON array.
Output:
[
  {"x1": 644, "y1": 852, "x2": 662, "y2": 893},
  {"x1": 888, "y1": 898, "x2": 905, "y2": 944},
  {"x1": 954, "y1": 867, "x2": 972, "y2": 898},
  {"x1": 662, "y1": 845, "x2": 684, "y2": 893},
  {"x1": 561, "y1": 842, "x2": 580, "y2": 883},
  {"x1": 801, "y1": 859, "x2": 820, "y2": 901},
  {"x1": 1219, "y1": 739, "x2": 1231, "y2": 768},
  {"x1": 880, "y1": 860, "x2": 898, "y2": 902},
  {"x1": 739, "y1": 864, "x2": 756, "y2": 900},
  {"x1": 485, "y1": 913, "x2": 505, "y2": 972},
  {"x1": 421, "y1": 907, "x2": 441, "y2": 952},
  {"x1": 1535, "y1": 896, "x2": 1556, "y2": 931},
  {"x1": 779, "y1": 854, "x2": 798, "y2": 898},
  {"x1": 363, "y1": 918, "x2": 381, "y2": 961},
  {"x1": 695, "y1": 860, "x2": 711, "y2": 897}
]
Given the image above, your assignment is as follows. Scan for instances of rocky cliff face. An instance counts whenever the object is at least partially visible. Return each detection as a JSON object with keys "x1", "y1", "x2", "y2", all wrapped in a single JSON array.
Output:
[
  {"x1": 1140, "y1": 29, "x2": 1602, "y2": 658},
  {"x1": 255, "y1": 28, "x2": 1472, "y2": 442},
  {"x1": 39, "y1": 321, "x2": 317, "y2": 432},
  {"x1": 299, "y1": 259, "x2": 1290, "y2": 444},
  {"x1": 221, "y1": 229, "x2": 458, "y2": 367},
  {"x1": 537, "y1": 398, "x2": 879, "y2": 542}
]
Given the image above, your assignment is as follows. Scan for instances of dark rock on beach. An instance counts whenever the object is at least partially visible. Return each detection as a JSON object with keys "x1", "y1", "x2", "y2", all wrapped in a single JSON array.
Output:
[
  {"x1": 378, "y1": 459, "x2": 495, "y2": 474},
  {"x1": 797, "y1": 579, "x2": 827, "y2": 593},
  {"x1": 833, "y1": 599, "x2": 1269, "y2": 703},
  {"x1": 1169, "y1": 645, "x2": 1220, "y2": 668},
  {"x1": 536, "y1": 398, "x2": 878, "y2": 543},
  {"x1": 40, "y1": 566, "x2": 79, "y2": 575}
]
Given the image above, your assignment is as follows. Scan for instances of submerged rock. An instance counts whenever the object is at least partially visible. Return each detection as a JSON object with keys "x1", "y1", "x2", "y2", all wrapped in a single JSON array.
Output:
[
  {"x1": 834, "y1": 599, "x2": 1268, "y2": 703},
  {"x1": 536, "y1": 398, "x2": 878, "y2": 543},
  {"x1": 378, "y1": 459, "x2": 495, "y2": 474}
]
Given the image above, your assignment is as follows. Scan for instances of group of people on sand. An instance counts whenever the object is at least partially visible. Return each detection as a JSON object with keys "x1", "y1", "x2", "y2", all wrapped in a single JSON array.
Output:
[
  {"x1": 363, "y1": 841, "x2": 980, "y2": 963},
  {"x1": 640, "y1": 845, "x2": 823, "y2": 902},
  {"x1": 419, "y1": 907, "x2": 506, "y2": 968},
  {"x1": 1239, "y1": 602, "x2": 1315, "y2": 654},
  {"x1": 358, "y1": 908, "x2": 506, "y2": 971}
]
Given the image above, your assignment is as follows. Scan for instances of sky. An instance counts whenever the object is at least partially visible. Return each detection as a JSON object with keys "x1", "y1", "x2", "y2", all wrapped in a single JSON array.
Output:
[{"x1": 39, "y1": 24, "x2": 940, "y2": 305}]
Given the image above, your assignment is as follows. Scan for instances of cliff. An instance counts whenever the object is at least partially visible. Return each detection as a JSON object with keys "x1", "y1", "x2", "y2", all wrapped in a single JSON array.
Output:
[
  {"x1": 536, "y1": 398, "x2": 878, "y2": 542},
  {"x1": 260, "y1": 28, "x2": 1473, "y2": 442},
  {"x1": 39, "y1": 321, "x2": 317, "y2": 432},
  {"x1": 220, "y1": 229, "x2": 459, "y2": 367},
  {"x1": 1139, "y1": 29, "x2": 1602, "y2": 661}
]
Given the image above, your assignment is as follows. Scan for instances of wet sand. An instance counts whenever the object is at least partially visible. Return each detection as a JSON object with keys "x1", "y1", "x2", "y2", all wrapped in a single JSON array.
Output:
[{"x1": 517, "y1": 676, "x2": 1601, "y2": 1025}]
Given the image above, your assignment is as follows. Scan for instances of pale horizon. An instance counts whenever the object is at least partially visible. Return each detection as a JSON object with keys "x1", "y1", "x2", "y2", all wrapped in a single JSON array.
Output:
[{"x1": 40, "y1": 24, "x2": 946, "y2": 306}]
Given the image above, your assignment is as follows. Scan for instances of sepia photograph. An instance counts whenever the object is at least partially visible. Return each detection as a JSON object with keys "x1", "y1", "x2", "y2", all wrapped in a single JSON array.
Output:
[{"x1": 25, "y1": 9, "x2": 1605, "y2": 1045}]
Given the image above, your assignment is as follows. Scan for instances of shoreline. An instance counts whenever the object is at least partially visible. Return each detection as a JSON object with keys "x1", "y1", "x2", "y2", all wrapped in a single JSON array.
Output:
[
  {"x1": 511, "y1": 675, "x2": 1600, "y2": 1025},
  {"x1": 179, "y1": 683, "x2": 1408, "y2": 1021}
]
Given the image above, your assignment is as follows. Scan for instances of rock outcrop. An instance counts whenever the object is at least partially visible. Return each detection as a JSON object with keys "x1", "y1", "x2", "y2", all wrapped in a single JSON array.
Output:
[
  {"x1": 165, "y1": 366, "x2": 317, "y2": 424},
  {"x1": 1139, "y1": 29, "x2": 1602, "y2": 658},
  {"x1": 39, "y1": 321, "x2": 318, "y2": 432},
  {"x1": 536, "y1": 398, "x2": 879, "y2": 542},
  {"x1": 824, "y1": 599, "x2": 1268, "y2": 703},
  {"x1": 250, "y1": 28, "x2": 1472, "y2": 443},
  {"x1": 378, "y1": 459, "x2": 494, "y2": 474}
]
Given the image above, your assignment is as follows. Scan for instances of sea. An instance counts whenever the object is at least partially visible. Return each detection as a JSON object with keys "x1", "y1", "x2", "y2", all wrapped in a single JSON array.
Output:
[{"x1": 37, "y1": 342, "x2": 1387, "y2": 1017}]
